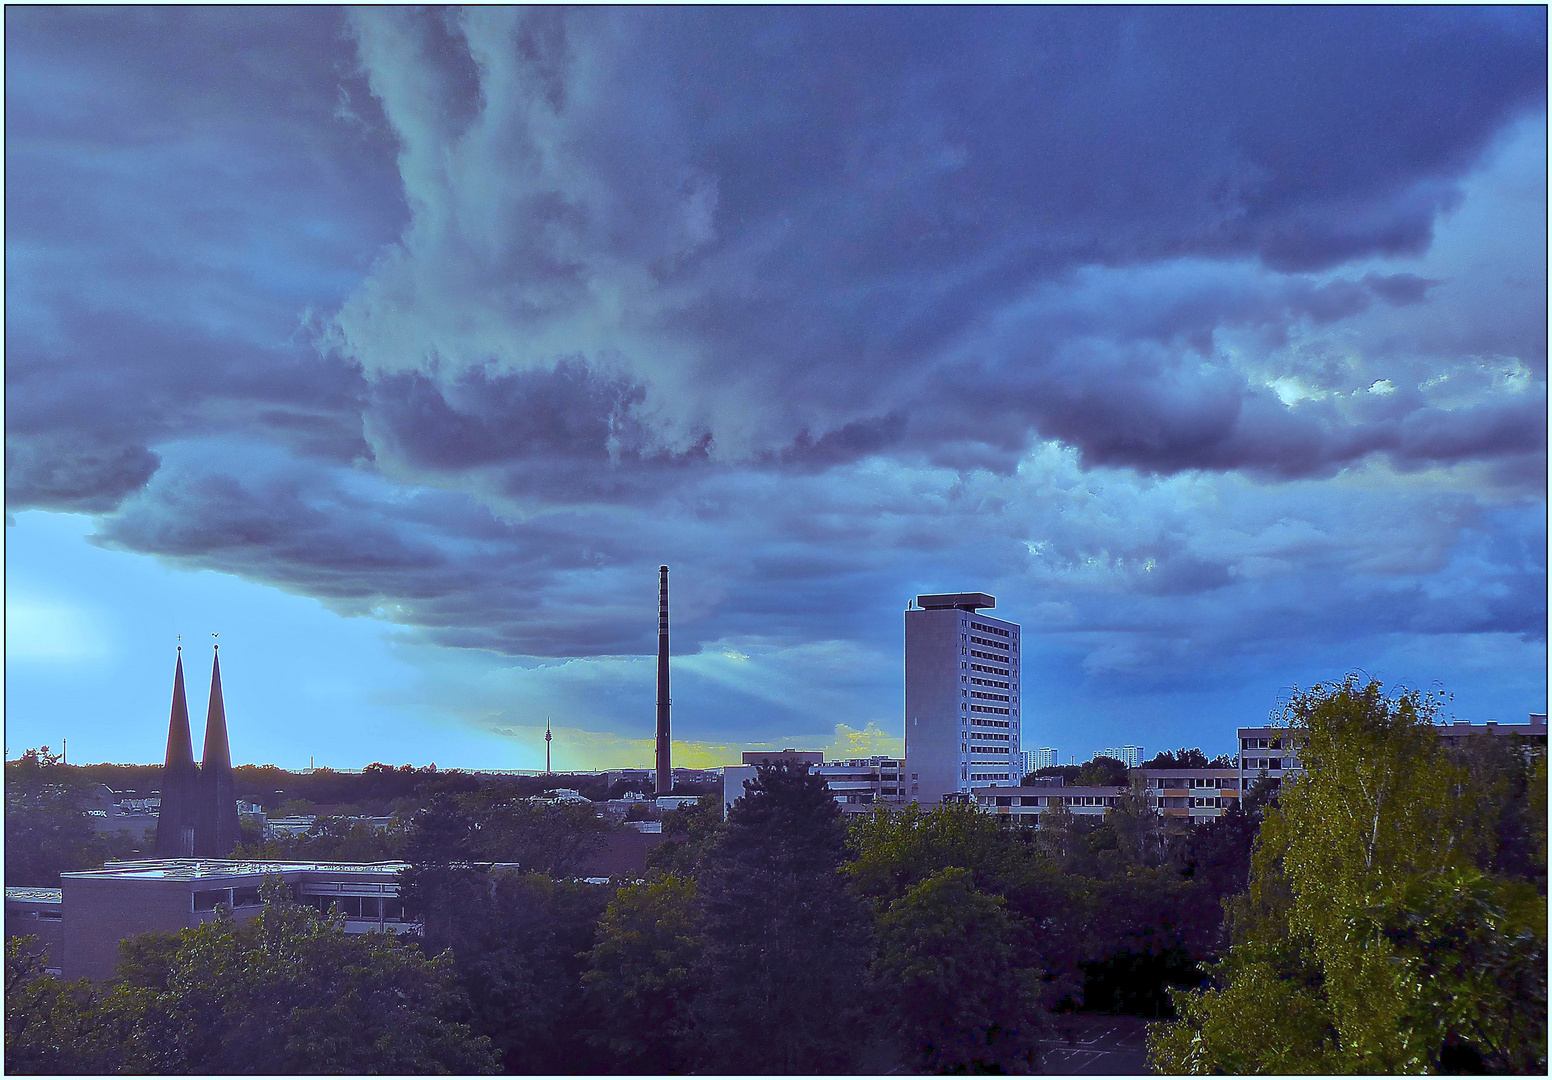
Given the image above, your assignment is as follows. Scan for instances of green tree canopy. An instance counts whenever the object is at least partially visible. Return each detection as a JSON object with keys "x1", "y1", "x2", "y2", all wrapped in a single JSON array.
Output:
[
  {"x1": 1150, "y1": 677, "x2": 1548, "y2": 1074},
  {"x1": 581, "y1": 872, "x2": 702, "y2": 1072},
  {"x1": 689, "y1": 762, "x2": 874, "y2": 1073},
  {"x1": 5, "y1": 748, "x2": 120, "y2": 886},
  {"x1": 5, "y1": 881, "x2": 498, "y2": 1075},
  {"x1": 874, "y1": 866, "x2": 1048, "y2": 1073},
  {"x1": 1140, "y1": 748, "x2": 1234, "y2": 769}
]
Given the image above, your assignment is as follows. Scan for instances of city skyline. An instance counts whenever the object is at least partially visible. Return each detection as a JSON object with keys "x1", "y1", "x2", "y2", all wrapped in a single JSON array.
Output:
[{"x1": 7, "y1": 8, "x2": 1546, "y2": 770}]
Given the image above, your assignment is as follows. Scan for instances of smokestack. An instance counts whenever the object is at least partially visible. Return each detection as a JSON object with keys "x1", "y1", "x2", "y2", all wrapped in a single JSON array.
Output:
[{"x1": 656, "y1": 565, "x2": 672, "y2": 794}]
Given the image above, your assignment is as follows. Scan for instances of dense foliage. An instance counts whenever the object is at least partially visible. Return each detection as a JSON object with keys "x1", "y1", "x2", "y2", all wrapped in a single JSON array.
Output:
[
  {"x1": 5, "y1": 748, "x2": 140, "y2": 886},
  {"x1": 1140, "y1": 748, "x2": 1235, "y2": 770},
  {"x1": 1150, "y1": 678, "x2": 1548, "y2": 1074},
  {"x1": 5, "y1": 881, "x2": 498, "y2": 1074}
]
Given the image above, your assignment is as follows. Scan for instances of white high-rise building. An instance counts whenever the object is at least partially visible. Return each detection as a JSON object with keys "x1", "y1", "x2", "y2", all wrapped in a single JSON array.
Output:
[
  {"x1": 1099, "y1": 745, "x2": 1144, "y2": 768},
  {"x1": 904, "y1": 592, "x2": 1021, "y2": 803},
  {"x1": 1020, "y1": 748, "x2": 1057, "y2": 777}
]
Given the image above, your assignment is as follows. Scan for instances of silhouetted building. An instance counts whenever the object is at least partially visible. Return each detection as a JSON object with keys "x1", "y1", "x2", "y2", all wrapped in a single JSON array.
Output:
[
  {"x1": 153, "y1": 646, "x2": 241, "y2": 858},
  {"x1": 153, "y1": 649, "x2": 200, "y2": 856}
]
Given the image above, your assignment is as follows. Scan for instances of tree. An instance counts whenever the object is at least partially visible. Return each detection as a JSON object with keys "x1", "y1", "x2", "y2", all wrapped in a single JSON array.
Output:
[
  {"x1": 1150, "y1": 677, "x2": 1548, "y2": 1074},
  {"x1": 397, "y1": 793, "x2": 612, "y2": 1072},
  {"x1": 581, "y1": 872, "x2": 702, "y2": 1072},
  {"x1": 1075, "y1": 755, "x2": 1129, "y2": 787},
  {"x1": 845, "y1": 799, "x2": 1018, "y2": 908},
  {"x1": 444, "y1": 871, "x2": 611, "y2": 1073},
  {"x1": 5, "y1": 936, "x2": 129, "y2": 1074},
  {"x1": 1140, "y1": 748, "x2": 1233, "y2": 770},
  {"x1": 644, "y1": 796, "x2": 724, "y2": 879},
  {"x1": 689, "y1": 762, "x2": 874, "y2": 1073},
  {"x1": 5, "y1": 748, "x2": 116, "y2": 886},
  {"x1": 875, "y1": 867, "x2": 1048, "y2": 1073}
]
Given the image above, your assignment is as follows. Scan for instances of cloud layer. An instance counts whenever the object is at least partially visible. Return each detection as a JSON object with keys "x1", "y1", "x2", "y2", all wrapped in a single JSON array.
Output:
[{"x1": 6, "y1": 7, "x2": 1545, "y2": 758}]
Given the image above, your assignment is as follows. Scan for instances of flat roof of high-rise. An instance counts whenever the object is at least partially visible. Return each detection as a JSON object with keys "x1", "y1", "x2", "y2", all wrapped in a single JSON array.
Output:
[
  {"x1": 916, "y1": 592, "x2": 995, "y2": 611},
  {"x1": 64, "y1": 859, "x2": 408, "y2": 881}
]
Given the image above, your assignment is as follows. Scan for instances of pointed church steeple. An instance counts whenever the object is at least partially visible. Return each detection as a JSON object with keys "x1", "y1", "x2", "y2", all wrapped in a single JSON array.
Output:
[
  {"x1": 154, "y1": 646, "x2": 200, "y2": 857},
  {"x1": 195, "y1": 641, "x2": 241, "y2": 856}
]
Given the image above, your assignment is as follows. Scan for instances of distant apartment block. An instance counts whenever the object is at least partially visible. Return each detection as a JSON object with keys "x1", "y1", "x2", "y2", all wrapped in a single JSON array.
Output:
[
  {"x1": 1020, "y1": 748, "x2": 1057, "y2": 776},
  {"x1": 1099, "y1": 745, "x2": 1144, "y2": 768},
  {"x1": 905, "y1": 592, "x2": 1021, "y2": 802}
]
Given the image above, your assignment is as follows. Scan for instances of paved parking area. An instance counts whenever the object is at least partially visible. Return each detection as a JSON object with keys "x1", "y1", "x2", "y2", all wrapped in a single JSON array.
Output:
[{"x1": 1039, "y1": 1013, "x2": 1154, "y2": 1075}]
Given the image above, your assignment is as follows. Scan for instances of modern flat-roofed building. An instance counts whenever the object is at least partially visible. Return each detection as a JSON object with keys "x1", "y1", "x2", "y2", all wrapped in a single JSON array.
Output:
[
  {"x1": 818, "y1": 756, "x2": 906, "y2": 816},
  {"x1": 906, "y1": 592, "x2": 1021, "y2": 803},
  {"x1": 36, "y1": 860, "x2": 411, "y2": 981}
]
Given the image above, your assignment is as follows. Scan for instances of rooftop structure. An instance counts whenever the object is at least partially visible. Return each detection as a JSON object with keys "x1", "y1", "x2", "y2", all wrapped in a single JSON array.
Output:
[
  {"x1": 1433, "y1": 716, "x2": 1548, "y2": 751},
  {"x1": 915, "y1": 592, "x2": 996, "y2": 612},
  {"x1": 741, "y1": 749, "x2": 825, "y2": 766}
]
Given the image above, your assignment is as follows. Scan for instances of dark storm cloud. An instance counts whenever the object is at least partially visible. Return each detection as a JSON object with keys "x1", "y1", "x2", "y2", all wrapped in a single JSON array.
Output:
[
  {"x1": 5, "y1": 5, "x2": 398, "y2": 513},
  {"x1": 5, "y1": 4, "x2": 1545, "y2": 734},
  {"x1": 333, "y1": 5, "x2": 1544, "y2": 487},
  {"x1": 5, "y1": 440, "x2": 161, "y2": 514}
]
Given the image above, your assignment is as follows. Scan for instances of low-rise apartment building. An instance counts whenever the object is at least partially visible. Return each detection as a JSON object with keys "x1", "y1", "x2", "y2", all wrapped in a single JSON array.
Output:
[
  {"x1": 1433, "y1": 715, "x2": 1548, "y2": 751},
  {"x1": 1236, "y1": 726, "x2": 1302, "y2": 795},
  {"x1": 972, "y1": 781, "x2": 1126, "y2": 824},
  {"x1": 1137, "y1": 768, "x2": 1241, "y2": 820}
]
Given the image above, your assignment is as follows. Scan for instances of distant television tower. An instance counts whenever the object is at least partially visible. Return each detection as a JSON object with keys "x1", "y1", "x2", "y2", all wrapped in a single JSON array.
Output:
[{"x1": 545, "y1": 719, "x2": 552, "y2": 775}]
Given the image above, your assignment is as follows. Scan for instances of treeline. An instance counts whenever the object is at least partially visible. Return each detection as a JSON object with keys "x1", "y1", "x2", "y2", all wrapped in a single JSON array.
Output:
[
  {"x1": 1023, "y1": 747, "x2": 1234, "y2": 787},
  {"x1": 61, "y1": 761, "x2": 658, "y2": 814},
  {"x1": 7, "y1": 678, "x2": 1546, "y2": 1074},
  {"x1": 7, "y1": 754, "x2": 1267, "y2": 1072}
]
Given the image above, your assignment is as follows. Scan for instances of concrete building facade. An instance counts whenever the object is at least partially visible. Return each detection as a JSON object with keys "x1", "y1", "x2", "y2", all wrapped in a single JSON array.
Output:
[
  {"x1": 905, "y1": 592, "x2": 1021, "y2": 803},
  {"x1": 29, "y1": 860, "x2": 411, "y2": 981},
  {"x1": 973, "y1": 782, "x2": 1123, "y2": 824},
  {"x1": 1137, "y1": 768, "x2": 1241, "y2": 820}
]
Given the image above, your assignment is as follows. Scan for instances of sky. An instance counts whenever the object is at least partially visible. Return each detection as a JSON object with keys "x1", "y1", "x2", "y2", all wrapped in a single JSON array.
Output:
[{"x1": 5, "y1": 7, "x2": 1547, "y2": 771}]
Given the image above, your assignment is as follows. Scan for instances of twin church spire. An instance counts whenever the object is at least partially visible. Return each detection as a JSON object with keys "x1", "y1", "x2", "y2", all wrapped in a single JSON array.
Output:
[{"x1": 154, "y1": 644, "x2": 240, "y2": 858}]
